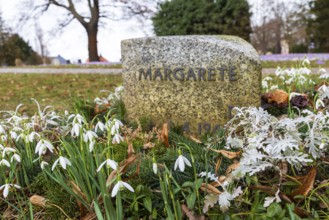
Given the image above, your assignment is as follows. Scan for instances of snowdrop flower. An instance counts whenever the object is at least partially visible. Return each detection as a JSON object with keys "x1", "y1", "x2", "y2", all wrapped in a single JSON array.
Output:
[
  {"x1": 318, "y1": 85, "x2": 329, "y2": 100},
  {"x1": 10, "y1": 154, "x2": 21, "y2": 163},
  {"x1": 0, "y1": 183, "x2": 21, "y2": 198},
  {"x1": 302, "y1": 58, "x2": 310, "y2": 66},
  {"x1": 0, "y1": 159, "x2": 10, "y2": 167},
  {"x1": 68, "y1": 113, "x2": 84, "y2": 124},
  {"x1": 95, "y1": 121, "x2": 106, "y2": 132},
  {"x1": 269, "y1": 85, "x2": 278, "y2": 91},
  {"x1": 112, "y1": 133, "x2": 124, "y2": 144},
  {"x1": 110, "y1": 119, "x2": 124, "y2": 135},
  {"x1": 28, "y1": 131, "x2": 40, "y2": 142},
  {"x1": 96, "y1": 159, "x2": 118, "y2": 172},
  {"x1": 40, "y1": 161, "x2": 49, "y2": 170},
  {"x1": 264, "y1": 190, "x2": 281, "y2": 207},
  {"x1": 152, "y1": 157, "x2": 157, "y2": 174},
  {"x1": 35, "y1": 139, "x2": 54, "y2": 156},
  {"x1": 174, "y1": 149, "x2": 191, "y2": 172},
  {"x1": 111, "y1": 179, "x2": 134, "y2": 197},
  {"x1": 1, "y1": 147, "x2": 16, "y2": 157},
  {"x1": 10, "y1": 131, "x2": 18, "y2": 140},
  {"x1": 52, "y1": 156, "x2": 72, "y2": 171},
  {"x1": 0, "y1": 124, "x2": 5, "y2": 134},
  {"x1": 319, "y1": 140, "x2": 325, "y2": 150},
  {"x1": 71, "y1": 123, "x2": 82, "y2": 137},
  {"x1": 316, "y1": 99, "x2": 325, "y2": 110},
  {"x1": 83, "y1": 130, "x2": 98, "y2": 143}
]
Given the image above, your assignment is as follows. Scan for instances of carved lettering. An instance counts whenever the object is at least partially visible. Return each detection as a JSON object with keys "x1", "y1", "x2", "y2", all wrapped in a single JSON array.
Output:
[
  {"x1": 173, "y1": 68, "x2": 185, "y2": 81},
  {"x1": 187, "y1": 68, "x2": 197, "y2": 81},
  {"x1": 153, "y1": 68, "x2": 163, "y2": 81},
  {"x1": 138, "y1": 68, "x2": 152, "y2": 80}
]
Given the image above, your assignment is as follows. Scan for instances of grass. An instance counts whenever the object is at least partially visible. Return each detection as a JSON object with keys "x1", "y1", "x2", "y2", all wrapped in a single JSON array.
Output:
[{"x1": 0, "y1": 73, "x2": 122, "y2": 114}]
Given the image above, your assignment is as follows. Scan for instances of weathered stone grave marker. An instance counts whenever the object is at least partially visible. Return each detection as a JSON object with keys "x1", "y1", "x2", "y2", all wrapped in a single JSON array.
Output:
[{"x1": 122, "y1": 35, "x2": 261, "y2": 135}]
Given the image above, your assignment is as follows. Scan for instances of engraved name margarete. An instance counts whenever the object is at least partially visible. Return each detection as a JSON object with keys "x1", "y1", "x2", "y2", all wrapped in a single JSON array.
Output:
[{"x1": 138, "y1": 66, "x2": 238, "y2": 81}]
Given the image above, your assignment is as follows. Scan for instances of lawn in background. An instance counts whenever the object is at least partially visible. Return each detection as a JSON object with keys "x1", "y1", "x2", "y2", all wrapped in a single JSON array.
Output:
[{"x1": 0, "y1": 74, "x2": 122, "y2": 114}]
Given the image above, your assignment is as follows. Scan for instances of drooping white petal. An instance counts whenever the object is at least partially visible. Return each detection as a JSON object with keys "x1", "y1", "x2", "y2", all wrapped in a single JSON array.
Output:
[
  {"x1": 107, "y1": 159, "x2": 118, "y2": 170},
  {"x1": 51, "y1": 158, "x2": 60, "y2": 171},
  {"x1": 111, "y1": 181, "x2": 121, "y2": 197},
  {"x1": 96, "y1": 160, "x2": 107, "y2": 172},
  {"x1": 122, "y1": 182, "x2": 134, "y2": 193},
  {"x1": 182, "y1": 156, "x2": 192, "y2": 167},
  {"x1": 178, "y1": 156, "x2": 185, "y2": 172},
  {"x1": 3, "y1": 184, "x2": 9, "y2": 198},
  {"x1": 153, "y1": 163, "x2": 157, "y2": 174}
]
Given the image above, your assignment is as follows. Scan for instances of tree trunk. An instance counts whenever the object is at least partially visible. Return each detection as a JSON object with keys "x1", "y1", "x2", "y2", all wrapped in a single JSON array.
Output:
[{"x1": 86, "y1": 26, "x2": 99, "y2": 62}]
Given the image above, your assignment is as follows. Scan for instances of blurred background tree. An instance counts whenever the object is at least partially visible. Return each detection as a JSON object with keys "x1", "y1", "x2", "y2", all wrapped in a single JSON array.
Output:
[
  {"x1": 20, "y1": 0, "x2": 154, "y2": 62},
  {"x1": 152, "y1": 0, "x2": 252, "y2": 41},
  {"x1": 0, "y1": 12, "x2": 42, "y2": 66},
  {"x1": 308, "y1": 0, "x2": 329, "y2": 52}
]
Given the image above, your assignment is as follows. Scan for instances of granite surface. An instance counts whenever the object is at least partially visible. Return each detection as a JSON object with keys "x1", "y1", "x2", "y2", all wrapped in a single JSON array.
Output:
[{"x1": 121, "y1": 35, "x2": 261, "y2": 135}]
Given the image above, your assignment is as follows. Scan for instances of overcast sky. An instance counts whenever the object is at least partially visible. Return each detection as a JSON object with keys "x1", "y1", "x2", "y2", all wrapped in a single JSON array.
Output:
[{"x1": 0, "y1": 0, "x2": 304, "y2": 62}]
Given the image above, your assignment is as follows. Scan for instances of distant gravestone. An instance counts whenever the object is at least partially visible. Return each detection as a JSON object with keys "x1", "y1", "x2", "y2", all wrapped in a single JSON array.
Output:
[{"x1": 122, "y1": 36, "x2": 261, "y2": 135}]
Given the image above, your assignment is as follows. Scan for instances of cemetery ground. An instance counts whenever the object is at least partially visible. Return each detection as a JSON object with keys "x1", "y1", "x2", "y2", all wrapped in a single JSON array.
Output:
[
  {"x1": 0, "y1": 61, "x2": 329, "y2": 219},
  {"x1": 0, "y1": 73, "x2": 121, "y2": 114}
]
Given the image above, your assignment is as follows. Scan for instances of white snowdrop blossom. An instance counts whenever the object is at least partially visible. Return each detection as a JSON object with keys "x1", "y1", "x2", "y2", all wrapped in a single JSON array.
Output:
[
  {"x1": 316, "y1": 99, "x2": 325, "y2": 110},
  {"x1": 96, "y1": 159, "x2": 118, "y2": 172},
  {"x1": 218, "y1": 187, "x2": 243, "y2": 212},
  {"x1": 111, "y1": 180, "x2": 134, "y2": 197},
  {"x1": 28, "y1": 132, "x2": 40, "y2": 142},
  {"x1": 40, "y1": 161, "x2": 49, "y2": 170},
  {"x1": 174, "y1": 150, "x2": 191, "y2": 172},
  {"x1": 110, "y1": 119, "x2": 124, "y2": 135},
  {"x1": 302, "y1": 58, "x2": 310, "y2": 66},
  {"x1": 0, "y1": 159, "x2": 10, "y2": 167},
  {"x1": 35, "y1": 139, "x2": 54, "y2": 156},
  {"x1": 112, "y1": 133, "x2": 124, "y2": 144},
  {"x1": 83, "y1": 130, "x2": 98, "y2": 151},
  {"x1": 0, "y1": 184, "x2": 21, "y2": 198},
  {"x1": 318, "y1": 85, "x2": 329, "y2": 101},
  {"x1": 10, "y1": 154, "x2": 21, "y2": 163},
  {"x1": 52, "y1": 156, "x2": 72, "y2": 171},
  {"x1": 83, "y1": 130, "x2": 98, "y2": 143},
  {"x1": 71, "y1": 123, "x2": 82, "y2": 137},
  {"x1": 1, "y1": 147, "x2": 16, "y2": 157},
  {"x1": 95, "y1": 121, "x2": 106, "y2": 132},
  {"x1": 152, "y1": 156, "x2": 158, "y2": 174}
]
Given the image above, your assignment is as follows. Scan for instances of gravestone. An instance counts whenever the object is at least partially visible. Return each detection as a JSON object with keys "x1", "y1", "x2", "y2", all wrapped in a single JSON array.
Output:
[{"x1": 122, "y1": 35, "x2": 261, "y2": 135}]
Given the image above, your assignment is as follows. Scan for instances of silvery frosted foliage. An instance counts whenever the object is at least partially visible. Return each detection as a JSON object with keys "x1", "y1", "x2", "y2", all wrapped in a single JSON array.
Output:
[{"x1": 224, "y1": 107, "x2": 329, "y2": 179}]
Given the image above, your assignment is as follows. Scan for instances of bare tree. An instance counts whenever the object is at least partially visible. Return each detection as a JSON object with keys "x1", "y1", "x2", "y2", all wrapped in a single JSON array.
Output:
[
  {"x1": 250, "y1": 0, "x2": 310, "y2": 54},
  {"x1": 34, "y1": 22, "x2": 48, "y2": 64},
  {"x1": 21, "y1": 0, "x2": 155, "y2": 61}
]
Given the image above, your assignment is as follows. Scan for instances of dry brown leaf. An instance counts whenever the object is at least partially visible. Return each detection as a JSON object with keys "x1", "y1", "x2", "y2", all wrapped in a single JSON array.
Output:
[
  {"x1": 209, "y1": 149, "x2": 241, "y2": 159},
  {"x1": 215, "y1": 157, "x2": 222, "y2": 174},
  {"x1": 268, "y1": 89, "x2": 289, "y2": 105},
  {"x1": 81, "y1": 212, "x2": 97, "y2": 220},
  {"x1": 226, "y1": 162, "x2": 240, "y2": 175},
  {"x1": 70, "y1": 181, "x2": 88, "y2": 216},
  {"x1": 127, "y1": 142, "x2": 135, "y2": 157},
  {"x1": 181, "y1": 204, "x2": 205, "y2": 220},
  {"x1": 161, "y1": 123, "x2": 169, "y2": 147},
  {"x1": 143, "y1": 142, "x2": 155, "y2": 150},
  {"x1": 290, "y1": 167, "x2": 317, "y2": 198},
  {"x1": 189, "y1": 135, "x2": 202, "y2": 144},
  {"x1": 30, "y1": 195, "x2": 46, "y2": 207},
  {"x1": 201, "y1": 183, "x2": 221, "y2": 195}
]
